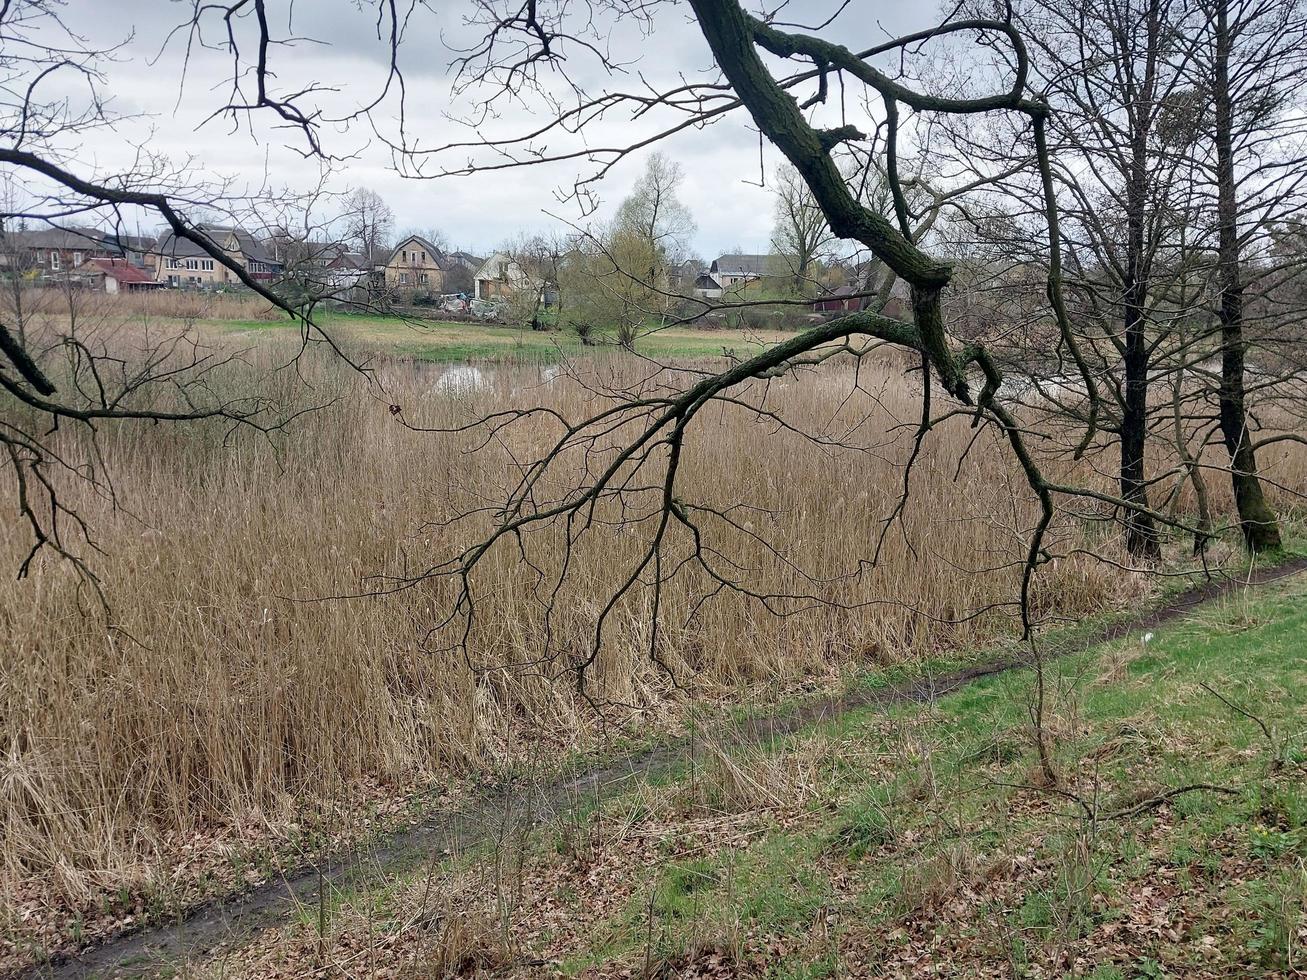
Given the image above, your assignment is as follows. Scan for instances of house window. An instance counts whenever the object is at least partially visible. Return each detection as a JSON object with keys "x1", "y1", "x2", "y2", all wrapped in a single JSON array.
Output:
[
  {"x1": 50, "y1": 252, "x2": 60, "y2": 271},
  {"x1": 201, "y1": 259, "x2": 214, "y2": 271},
  {"x1": 420, "y1": 251, "x2": 426, "y2": 262},
  {"x1": 419, "y1": 272, "x2": 428, "y2": 285},
  {"x1": 185, "y1": 258, "x2": 199, "y2": 270},
  {"x1": 400, "y1": 272, "x2": 409, "y2": 285},
  {"x1": 73, "y1": 251, "x2": 82, "y2": 266},
  {"x1": 401, "y1": 250, "x2": 408, "y2": 262}
]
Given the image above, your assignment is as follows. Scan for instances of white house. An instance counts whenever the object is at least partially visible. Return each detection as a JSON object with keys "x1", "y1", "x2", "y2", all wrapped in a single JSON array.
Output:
[
  {"x1": 692, "y1": 272, "x2": 724, "y2": 299},
  {"x1": 474, "y1": 252, "x2": 533, "y2": 301},
  {"x1": 708, "y1": 253, "x2": 786, "y2": 288}
]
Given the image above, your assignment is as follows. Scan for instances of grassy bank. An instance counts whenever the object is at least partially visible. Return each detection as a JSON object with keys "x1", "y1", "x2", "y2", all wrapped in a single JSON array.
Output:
[
  {"x1": 195, "y1": 575, "x2": 1307, "y2": 978},
  {"x1": 208, "y1": 313, "x2": 800, "y2": 363}
]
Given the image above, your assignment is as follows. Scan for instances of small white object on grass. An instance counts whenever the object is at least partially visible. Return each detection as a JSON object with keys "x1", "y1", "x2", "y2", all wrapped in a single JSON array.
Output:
[{"x1": 1142, "y1": 631, "x2": 1154, "y2": 645}]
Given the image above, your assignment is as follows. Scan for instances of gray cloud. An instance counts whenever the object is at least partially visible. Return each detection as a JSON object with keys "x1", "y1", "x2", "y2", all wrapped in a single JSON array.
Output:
[{"x1": 54, "y1": 1, "x2": 933, "y2": 256}]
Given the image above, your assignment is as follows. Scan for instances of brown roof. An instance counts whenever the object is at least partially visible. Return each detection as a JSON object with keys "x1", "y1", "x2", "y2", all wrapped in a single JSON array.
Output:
[
  {"x1": 79, "y1": 258, "x2": 157, "y2": 284},
  {"x1": 387, "y1": 235, "x2": 444, "y2": 267}
]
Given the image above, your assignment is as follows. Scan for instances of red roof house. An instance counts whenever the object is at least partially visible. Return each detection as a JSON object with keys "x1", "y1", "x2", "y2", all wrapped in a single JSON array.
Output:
[{"x1": 74, "y1": 258, "x2": 162, "y2": 293}]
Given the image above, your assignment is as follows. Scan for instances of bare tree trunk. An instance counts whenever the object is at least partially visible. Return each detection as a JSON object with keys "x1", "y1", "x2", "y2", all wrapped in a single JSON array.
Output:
[
  {"x1": 1170, "y1": 363, "x2": 1214, "y2": 555},
  {"x1": 1120, "y1": 1, "x2": 1162, "y2": 562},
  {"x1": 1122, "y1": 283, "x2": 1161, "y2": 560},
  {"x1": 1212, "y1": 0, "x2": 1282, "y2": 553}
]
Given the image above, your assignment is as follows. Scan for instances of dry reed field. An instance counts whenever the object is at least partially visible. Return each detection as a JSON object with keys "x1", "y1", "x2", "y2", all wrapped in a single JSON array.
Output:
[
  {"x1": 2, "y1": 321, "x2": 1304, "y2": 962},
  {"x1": 4, "y1": 282, "x2": 283, "y2": 324}
]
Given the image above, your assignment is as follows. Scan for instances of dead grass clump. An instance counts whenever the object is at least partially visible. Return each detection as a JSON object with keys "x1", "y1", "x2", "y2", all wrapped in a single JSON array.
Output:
[
  {"x1": 646, "y1": 941, "x2": 755, "y2": 978},
  {"x1": 1091, "y1": 644, "x2": 1147, "y2": 687},
  {"x1": 890, "y1": 842, "x2": 980, "y2": 917},
  {"x1": 413, "y1": 907, "x2": 510, "y2": 978},
  {"x1": 675, "y1": 728, "x2": 834, "y2": 815},
  {"x1": 206, "y1": 893, "x2": 510, "y2": 980}
]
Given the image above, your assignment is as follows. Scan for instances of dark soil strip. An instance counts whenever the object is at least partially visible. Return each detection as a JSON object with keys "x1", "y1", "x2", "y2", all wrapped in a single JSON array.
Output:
[{"x1": 19, "y1": 556, "x2": 1307, "y2": 979}]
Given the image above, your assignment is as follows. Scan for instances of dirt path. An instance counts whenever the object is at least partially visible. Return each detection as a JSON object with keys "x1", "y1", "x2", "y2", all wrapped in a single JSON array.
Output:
[{"x1": 18, "y1": 556, "x2": 1307, "y2": 980}]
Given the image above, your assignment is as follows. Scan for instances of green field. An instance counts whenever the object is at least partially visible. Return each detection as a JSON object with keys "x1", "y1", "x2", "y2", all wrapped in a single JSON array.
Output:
[{"x1": 208, "y1": 313, "x2": 800, "y2": 363}]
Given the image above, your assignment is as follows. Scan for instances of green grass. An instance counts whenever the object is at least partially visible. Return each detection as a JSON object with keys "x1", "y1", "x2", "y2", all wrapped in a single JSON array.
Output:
[
  {"x1": 530, "y1": 577, "x2": 1307, "y2": 974},
  {"x1": 207, "y1": 312, "x2": 799, "y2": 363}
]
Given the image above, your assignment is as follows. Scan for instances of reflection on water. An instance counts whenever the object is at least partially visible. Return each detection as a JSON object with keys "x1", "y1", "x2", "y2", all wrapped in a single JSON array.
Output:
[
  {"x1": 434, "y1": 364, "x2": 493, "y2": 394},
  {"x1": 392, "y1": 359, "x2": 567, "y2": 398}
]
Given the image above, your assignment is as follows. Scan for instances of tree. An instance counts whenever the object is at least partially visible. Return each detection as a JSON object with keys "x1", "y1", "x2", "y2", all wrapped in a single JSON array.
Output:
[
  {"x1": 391, "y1": 0, "x2": 1129, "y2": 692},
  {"x1": 953, "y1": 0, "x2": 1307, "y2": 559},
  {"x1": 770, "y1": 161, "x2": 834, "y2": 296},
  {"x1": 342, "y1": 187, "x2": 394, "y2": 263},
  {"x1": 506, "y1": 232, "x2": 567, "y2": 328},
  {"x1": 614, "y1": 153, "x2": 695, "y2": 268},
  {"x1": 6, "y1": 0, "x2": 1283, "y2": 673},
  {"x1": 561, "y1": 155, "x2": 695, "y2": 345},
  {"x1": 442, "y1": 259, "x2": 475, "y2": 295},
  {"x1": 611, "y1": 152, "x2": 695, "y2": 328},
  {"x1": 0, "y1": 2, "x2": 363, "y2": 582},
  {"x1": 1189, "y1": 0, "x2": 1307, "y2": 552},
  {"x1": 959, "y1": 0, "x2": 1203, "y2": 561},
  {"x1": 558, "y1": 240, "x2": 615, "y2": 342},
  {"x1": 558, "y1": 230, "x2": 652, "y2": 346}
]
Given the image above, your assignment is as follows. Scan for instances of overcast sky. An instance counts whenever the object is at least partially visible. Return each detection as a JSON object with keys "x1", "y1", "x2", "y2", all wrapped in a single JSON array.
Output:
[{"x1": 42, "y1": 1, "x2": 936, "y2": 258}]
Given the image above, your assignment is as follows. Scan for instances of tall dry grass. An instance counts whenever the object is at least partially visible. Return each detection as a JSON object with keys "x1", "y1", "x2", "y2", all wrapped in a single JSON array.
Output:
[
  {"x1": 109, "y1": 287, "x2": 285, "y2": 320},
  {"x1": 3, "y1": 282, "x2": 283, "y2": 324},
  {"x1": 1, "y1": 329, "x2": 1302, "y2": 909}
]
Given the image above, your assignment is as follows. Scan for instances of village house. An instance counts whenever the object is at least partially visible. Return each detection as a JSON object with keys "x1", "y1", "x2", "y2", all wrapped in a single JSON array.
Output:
[
  {"x1": 0, "y1": 227, "x2": 119, "y2": 276},
  {"x1": 320, "y1": 249, "x2": 372, "y2": 291},
  {"x1": 812, "y1": 281, "x2": 861, "y2": 314},
  {"x1": 692, "y1": 271, "x2": 725, "y2": 299},
  {"x1": 708, "y1": 253, "x2": 788, "y2": 288},
  {"x1": 473, "y1": 251, "x2": 534, "y2": 301},
  {"x1": 691, "y1": 253, "x2": 789, "y2": 299},
  {"x1": 276, "y1": 239, "x2": 373, "y2": 294},
  {"x1": 104, "y1": 233, "x2": 160, "y2": 272},
  {"x1": 153, "y1": 234, "x2": 223, "y2": 287},
  {"x1": 812, "y1": 281, "x2": 907, "y2": 318},
  {"x1": 153, "y1": 224, "x2": 284, "y2": 287},
  {"x1": 71, "y1": 258, "x2": 162, "y2": 293},
  {"x1": 670, "y1": 258, "x2": 705, "y2": 292},
  {"x1": 383, "y1": 235, "x2": 444, "y2": 292}
]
